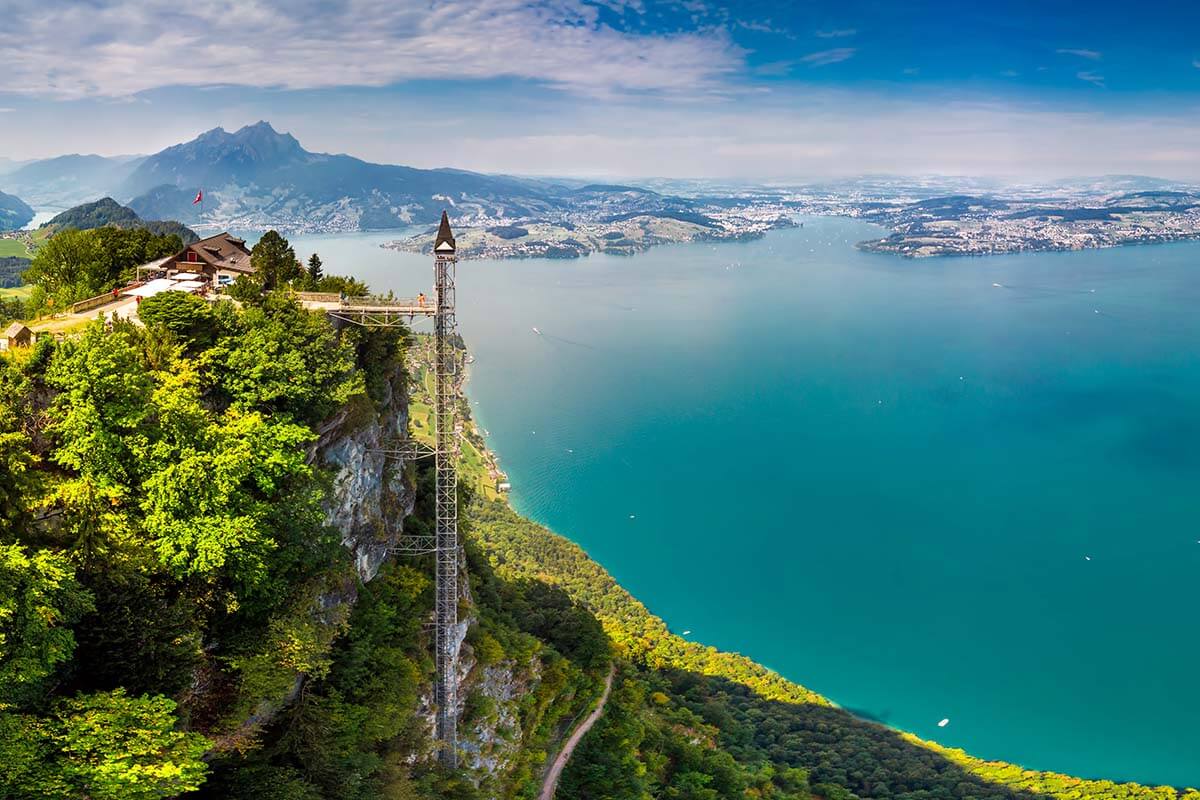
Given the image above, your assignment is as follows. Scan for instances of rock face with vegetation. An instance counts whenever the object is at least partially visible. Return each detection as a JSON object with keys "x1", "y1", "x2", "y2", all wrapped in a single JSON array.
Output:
[{"x1": 1, "y1": 254, "x2": 1198, "y2": 799}]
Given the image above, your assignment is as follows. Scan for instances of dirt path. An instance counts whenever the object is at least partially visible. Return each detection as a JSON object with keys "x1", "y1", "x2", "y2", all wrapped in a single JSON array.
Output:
[{"x1": 539, "y1": 665, "x2": 616, "y2": 800}]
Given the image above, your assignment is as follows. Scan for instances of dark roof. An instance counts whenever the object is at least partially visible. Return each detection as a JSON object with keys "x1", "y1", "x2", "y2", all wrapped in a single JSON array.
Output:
[
  {"x1": 4, "y1": 322, "x2": 31, "y2": 338},
  {"x1": 434, "y1": 211, "x2": 456, "y2": 253},
  {"x1": 178, "y1": 232, "x2": 254, "y2": 274}
]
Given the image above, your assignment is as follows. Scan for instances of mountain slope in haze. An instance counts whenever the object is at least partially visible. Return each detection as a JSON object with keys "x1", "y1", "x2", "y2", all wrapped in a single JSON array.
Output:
[
  {"x1": 0, "y1": 189, "x2": 34, "y2": 230},
  {"x1": 123, "y1": 121, "x2": 576, "y2": 231},
  {"x1": 4, "y1": 153, "x2": 146, "y2": 208},
  {"x1": 41, "y1": 197, "x2": 199, "y2": 243},
  {"x1": 0, "y1": 157, "x2": 31, "y2": 177}
]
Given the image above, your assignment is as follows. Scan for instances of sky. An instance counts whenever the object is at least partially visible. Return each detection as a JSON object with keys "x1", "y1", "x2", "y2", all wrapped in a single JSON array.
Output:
[{"x1": 1, "y1": 0, "x2": 1199, "y2": 179}]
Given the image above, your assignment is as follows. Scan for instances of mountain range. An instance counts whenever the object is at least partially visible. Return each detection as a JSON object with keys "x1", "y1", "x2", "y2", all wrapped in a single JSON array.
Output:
[{"x1": 0, "y1": 122, "x2": 699, "y2": 233}]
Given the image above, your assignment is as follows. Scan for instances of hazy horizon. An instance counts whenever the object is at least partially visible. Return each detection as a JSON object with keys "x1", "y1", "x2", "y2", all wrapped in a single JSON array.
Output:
[{"x1": 4, "y1": 120, "x2": 1200, "y2": 189}]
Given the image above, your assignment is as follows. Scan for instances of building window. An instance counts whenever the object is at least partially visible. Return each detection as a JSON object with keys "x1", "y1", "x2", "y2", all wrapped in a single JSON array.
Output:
[{"x1": 187, "y1": 251, "x2": 197, "y2": 262}]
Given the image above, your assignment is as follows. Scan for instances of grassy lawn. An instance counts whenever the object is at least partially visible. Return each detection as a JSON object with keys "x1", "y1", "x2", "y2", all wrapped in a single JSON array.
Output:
[
  {"x1": 0, "y1": 285, "x2": 32, "y2": 300},
  {"x1": 0, "y1": 239, "x2": 31, "y2": 258}
]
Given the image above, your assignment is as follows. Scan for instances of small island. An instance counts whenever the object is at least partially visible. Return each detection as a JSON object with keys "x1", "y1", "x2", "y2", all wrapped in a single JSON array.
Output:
[{"x1": 386, "y1": 205, "x2": 797, "y2": 259}]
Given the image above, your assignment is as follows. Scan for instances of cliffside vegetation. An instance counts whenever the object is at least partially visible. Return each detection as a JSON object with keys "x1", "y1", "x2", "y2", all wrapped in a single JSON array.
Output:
[{"x1": 1, "y1": 244, "x2": 1196, "y2": 799}]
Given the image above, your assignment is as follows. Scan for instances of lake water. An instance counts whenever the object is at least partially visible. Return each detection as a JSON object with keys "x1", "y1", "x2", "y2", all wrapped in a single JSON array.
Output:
[{"x1": 291, "y1": 218, "x2": 1200, "y2": 787}]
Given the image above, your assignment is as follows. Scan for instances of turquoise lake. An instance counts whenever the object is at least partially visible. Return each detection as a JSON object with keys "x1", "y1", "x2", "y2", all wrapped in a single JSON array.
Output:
[{"x1": 289, "y1": 217, "x2": 1200, "y2": 787}]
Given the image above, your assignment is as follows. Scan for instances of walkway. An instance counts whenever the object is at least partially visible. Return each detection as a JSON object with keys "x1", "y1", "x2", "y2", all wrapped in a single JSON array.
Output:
[
  {"x1": 539, "y1": 665, "x2": 616, "y2": 800},
  {"x1": 29, "y1": 296, "x2": 140, "y2": 335}
]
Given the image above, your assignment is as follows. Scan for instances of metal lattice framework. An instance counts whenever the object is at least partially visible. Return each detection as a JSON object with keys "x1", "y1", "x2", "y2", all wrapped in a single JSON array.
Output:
[
  {"x1": 432, "y1": 244, "x2": 459, "y2": 767},
  {"x1": 329, "y1": 216, "x2": 461, "y2": 766}
]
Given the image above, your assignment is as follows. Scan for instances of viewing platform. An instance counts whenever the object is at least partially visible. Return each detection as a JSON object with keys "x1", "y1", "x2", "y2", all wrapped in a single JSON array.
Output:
[{"x1": 297, "y1": 291, "x2": 437, "y2": 327}]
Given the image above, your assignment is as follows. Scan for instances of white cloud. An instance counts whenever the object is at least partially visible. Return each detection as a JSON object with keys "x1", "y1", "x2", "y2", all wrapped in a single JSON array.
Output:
[
  {"x1": 1193, "y1": 59, "x2": 1200, "y2": 69},
  {"x1": 815, "y1": 28, "x2": 856, "y2": 38},
  {"x1": 0, "y1": 0, "x2": 745, "y2": 99},
  {"x1": 0, "y1": 108, "x2": 14, "y2": 113},
  {"x1": 800, "y1": 48, "x2": 856, "y2": 67},
  {"x1": 1056, "y1": 48, "x2": 1102, "y2": 60},
  {"x1": 1077, "y1": 70, "x2": 1106, "y2": 88}
]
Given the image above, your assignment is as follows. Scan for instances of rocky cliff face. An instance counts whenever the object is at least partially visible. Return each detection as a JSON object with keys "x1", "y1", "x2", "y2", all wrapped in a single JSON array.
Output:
[
  {"x1": 313, "y1": 370, "x2": 415, "y2": 583},
  {"x1": 312, "y1": 365, "x2": 552, "y2": 788}
]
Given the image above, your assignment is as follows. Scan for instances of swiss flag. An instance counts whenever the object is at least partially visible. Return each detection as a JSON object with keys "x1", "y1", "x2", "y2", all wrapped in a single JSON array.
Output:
[{"x1": 192, "y1": 189, "x2": 203, "y2": 205}]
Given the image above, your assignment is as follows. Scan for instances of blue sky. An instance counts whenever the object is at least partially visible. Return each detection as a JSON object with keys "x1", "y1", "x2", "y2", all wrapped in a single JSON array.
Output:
[{"x1": 1, "y1": 0, "x2": 1199, "y2": 178}]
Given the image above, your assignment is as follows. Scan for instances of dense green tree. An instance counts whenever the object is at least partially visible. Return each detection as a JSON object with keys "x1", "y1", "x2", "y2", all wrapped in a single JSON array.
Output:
[
  {"x1": 251, "y1": 230, "x2": 301, "y2": 291},
  {"x1": 44, "y1": 322, "x2": 152, "y2": 490},
  {"x1": 136, "y1": 290, "x2": 220, "y2": 350},
  {"x1": 68, "y1": 569, "x2": 202, "y2": 696},
  {"x1": 306, "y1": 252, "x2": 323, "y2": 284},
  {"x1": 22, "y1": 228, "x2": 104, "y2": 303},
  {"x1": 0, "y1": 711, "x2": 56, "y2": 798},
  {"x1": 208, "y1": 293, "x2": 363, "y2": 423},
  {"x1": 228, "y1": 273, "x2": 265, "y2": 303},
  {"x1": 312, "y1": 273, "x2": 369, "y2": 296},
  {"x1": 0, "y1": 295, "x2": 28, "y2": 326},
  {"x1": 0, "y1": 417, "x2": 34, "y2": 539},
  {"x1": 139, "y1": 366, "x2": 316, "y2": 588},
  {"x1": 47, "y1": 689, "x2": 209, "y2": 800},
  {"x1": 0, "y1": 544, "x2": 93, "y2": 707}
]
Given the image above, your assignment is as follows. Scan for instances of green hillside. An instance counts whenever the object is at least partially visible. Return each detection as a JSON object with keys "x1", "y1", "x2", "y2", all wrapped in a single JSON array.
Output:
[{"x1": 41, "y1": 197, "x2": 199, "y2": 243}]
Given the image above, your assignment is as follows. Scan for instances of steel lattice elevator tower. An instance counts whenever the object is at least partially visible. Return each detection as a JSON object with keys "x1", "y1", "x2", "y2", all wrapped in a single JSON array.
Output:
[
  {"x1": 431, "y1": 213, "x2": 460, "y2": 766},
  {"x1": 328, "y1": 211, "x2": 461, "y2": 766}
]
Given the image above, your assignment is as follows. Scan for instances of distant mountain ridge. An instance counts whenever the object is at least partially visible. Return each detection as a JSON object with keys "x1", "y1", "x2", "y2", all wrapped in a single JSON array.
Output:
[
  {"x1": 3, "y1": 122, "x2": 707, "y2": 234},
  {"x1": 118, "y1": 121, "x2": 585, "y2": 230},
  {"x1": 120, "y1": 122, "x2": 312, "y2": 198},
  {"x1": 3, "y1": 153, "x2": 146, "y2": 209},
  {"x1": 42, "y1": 197, "x2": 199, "y2": 243}
]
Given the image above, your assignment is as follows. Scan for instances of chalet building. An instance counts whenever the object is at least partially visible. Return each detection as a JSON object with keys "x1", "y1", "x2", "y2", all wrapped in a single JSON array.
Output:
[
  {"x1": 162, "y1": 232, "x2": 254, "y2": 287},
  {"x1": 2, "y1": 322, "x2": 32, "y2": 351}
]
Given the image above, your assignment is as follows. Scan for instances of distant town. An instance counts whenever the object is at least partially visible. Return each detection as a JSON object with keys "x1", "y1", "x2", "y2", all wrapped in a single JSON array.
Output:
[{"x1": 782, "y1": 182, "x2": 1200, "y2": 258}]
